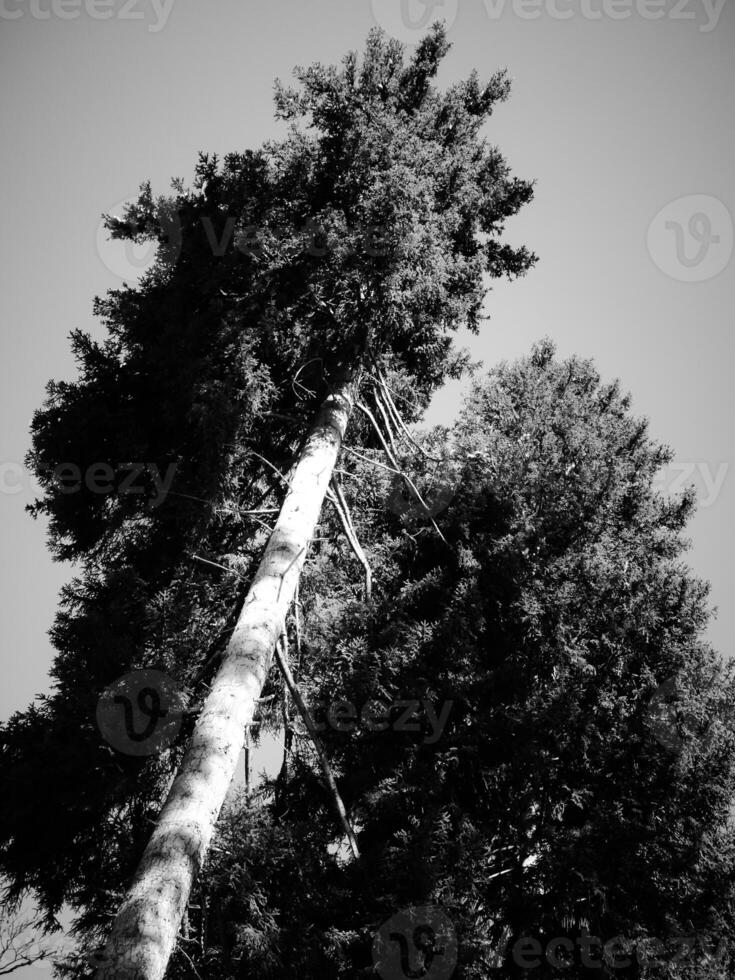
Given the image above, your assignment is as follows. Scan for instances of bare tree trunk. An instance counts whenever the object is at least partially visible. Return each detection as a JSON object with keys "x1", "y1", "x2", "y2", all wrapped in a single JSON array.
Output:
[{"x1": 97, "y1": 377, "x2": 356, "y2": 980}]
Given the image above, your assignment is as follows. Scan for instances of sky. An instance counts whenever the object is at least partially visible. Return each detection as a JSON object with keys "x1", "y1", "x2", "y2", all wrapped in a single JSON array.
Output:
[{"x1": 0, "y1": 0, "x2": 733, "y2": 971}]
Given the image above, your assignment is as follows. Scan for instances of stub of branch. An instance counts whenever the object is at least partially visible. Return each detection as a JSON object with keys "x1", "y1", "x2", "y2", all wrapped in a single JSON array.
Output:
[{"x1": 274, "y1": 636, "x2": 360, "y2": 860}]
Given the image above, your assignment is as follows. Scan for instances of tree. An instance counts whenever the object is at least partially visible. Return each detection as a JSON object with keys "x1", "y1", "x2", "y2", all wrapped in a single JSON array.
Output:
[
  {"x1": 0, "y1": 25, "x2": 534, "y2": 980},
  {"x1": 166, "y1": 343, "x2": 735, "y2": 978}
]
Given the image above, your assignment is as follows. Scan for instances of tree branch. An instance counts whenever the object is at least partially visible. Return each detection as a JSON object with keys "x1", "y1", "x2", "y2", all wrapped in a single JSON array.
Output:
[
  {"x1": 372, "y1": 371, "x2": 441, "y2": 462},
  {"x1": 274, "y1": 636, "x2": 360, "y2": 860},
  {"x1": 327, "y1": 482, "x2": 372, "y2": 599},
  {"x1": 356, "y1": 399, "x2": 448, "y2": 545}
]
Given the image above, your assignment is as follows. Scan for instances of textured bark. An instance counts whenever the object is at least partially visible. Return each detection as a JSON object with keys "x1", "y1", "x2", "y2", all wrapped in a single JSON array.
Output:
[{"x1": 98, "y1": 378, "x2": 356, "y2": 980}]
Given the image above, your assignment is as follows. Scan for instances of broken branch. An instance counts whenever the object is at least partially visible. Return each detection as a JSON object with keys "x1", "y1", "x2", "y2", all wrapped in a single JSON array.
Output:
[{"x1": 274, "y1": 636, "x2": 360, "y2": 860}]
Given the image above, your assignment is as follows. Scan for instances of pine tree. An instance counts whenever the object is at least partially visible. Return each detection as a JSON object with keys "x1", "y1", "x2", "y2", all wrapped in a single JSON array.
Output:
[
  {"x1": 0, "y1": 26, "x2": 534, "y2": 980},
  {"x1": 170, "y1": 343, "x2": 735, "y2": 979}
]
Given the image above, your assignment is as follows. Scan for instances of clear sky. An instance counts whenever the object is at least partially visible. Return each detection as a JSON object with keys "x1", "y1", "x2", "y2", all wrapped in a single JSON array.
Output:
[{"x1": 0, "y1": 1, "x2": 733, "y2": 969}]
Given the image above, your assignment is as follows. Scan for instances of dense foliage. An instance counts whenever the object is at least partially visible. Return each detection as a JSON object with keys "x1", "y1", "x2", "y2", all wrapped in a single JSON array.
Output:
[
  {"x1": 0, "y1": 24, "x2": 534, "y2": 957},
  {"x1": 175, "y1": 344, "x2": 735, "y2": 979},
  {"x1": 5, "y1": 23, "x2": 731, "y2": 980}
]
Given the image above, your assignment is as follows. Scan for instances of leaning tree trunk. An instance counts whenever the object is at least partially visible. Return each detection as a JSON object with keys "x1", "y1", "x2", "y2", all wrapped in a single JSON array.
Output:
[{"x1": 97, "y1": 377, "x2": 357, "y2": 980}]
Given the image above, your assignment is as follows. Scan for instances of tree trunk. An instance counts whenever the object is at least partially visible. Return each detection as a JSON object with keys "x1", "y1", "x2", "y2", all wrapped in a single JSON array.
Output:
[{"x1": 98, "y1": 377, "x2": 356, "y2": 980}]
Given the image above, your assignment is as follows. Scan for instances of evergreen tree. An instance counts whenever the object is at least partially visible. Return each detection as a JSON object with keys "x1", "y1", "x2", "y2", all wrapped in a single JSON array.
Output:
[
  {"x1": 0, "y1": 26, "x2": 534, "y2": 980},
  {"x1": 174, "y1": 343, "x2": 735, "y2": 979}
]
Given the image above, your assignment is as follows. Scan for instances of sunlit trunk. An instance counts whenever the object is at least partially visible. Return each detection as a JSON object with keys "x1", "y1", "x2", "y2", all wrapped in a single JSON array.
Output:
[{"x1": 98, "y1": 378, "x2": 356, "y2": 980}]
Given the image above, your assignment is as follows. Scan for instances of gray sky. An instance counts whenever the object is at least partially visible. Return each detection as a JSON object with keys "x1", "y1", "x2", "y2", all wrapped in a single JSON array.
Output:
[{"x1": 1, "y1": 1, "x2": 733, "y2": 970}]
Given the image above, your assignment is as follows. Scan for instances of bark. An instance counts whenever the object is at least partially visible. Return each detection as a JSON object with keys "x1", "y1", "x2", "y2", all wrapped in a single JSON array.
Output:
[{"x1": 97, "y1": 377, "x2": 356, "y2": 980}]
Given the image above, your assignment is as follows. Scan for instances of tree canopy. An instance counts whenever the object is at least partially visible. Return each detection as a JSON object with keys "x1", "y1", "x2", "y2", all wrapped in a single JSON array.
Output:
[
  {"x1": 3, "y1": 23, "x2": 732, "y2": 980},
  {"x1": 0, "y1": 23, "x2": 535, "y2": 957},
  {"x1": 169, "y1": 343, "x2": 735, "y2": 978}
]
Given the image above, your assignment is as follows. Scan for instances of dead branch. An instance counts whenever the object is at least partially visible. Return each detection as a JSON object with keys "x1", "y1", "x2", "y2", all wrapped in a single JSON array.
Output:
[
  {"x1": 327, "y1": 482, "x2": 372, "y2": 599},
  {"x1": 333, "y1": 467, "x2": 362, "y2": 481},
  {"x1": 342, "y1": 445, "x2": 402, "y2": 477},
  {"x1": 367, "y1": 369, "x2": 422, "y2": 411},
  {"x1": 192, "y1": 555, "x2": 242, "y2": 578},
  {"x1": 274, "y1": 636, "x2": 360, "y2": 860},
  {"x1": 372, "y1": 384, "x2": 399, "y2": 457},
  {"x1": 175, "y1": 941, "x2": 205, "y2": 980},
  {"x1": 356, "y1": 400, "x2": 448, "y2": 545},
  {"x1": 293, "y1": 579, "x2": 303, "y2": 673},
  {"x1": 244, "y1": 726, "x2": 251, "y2": 798},
  {"x1": 373, "y1": 372, "x2": 441, "y2": 462},
  {"x1": 291, "y1": 357, "x2": 323, "y2": 400},
  {"x1": 250, "y1": 450, "x2": 290, "y2": 488}
]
